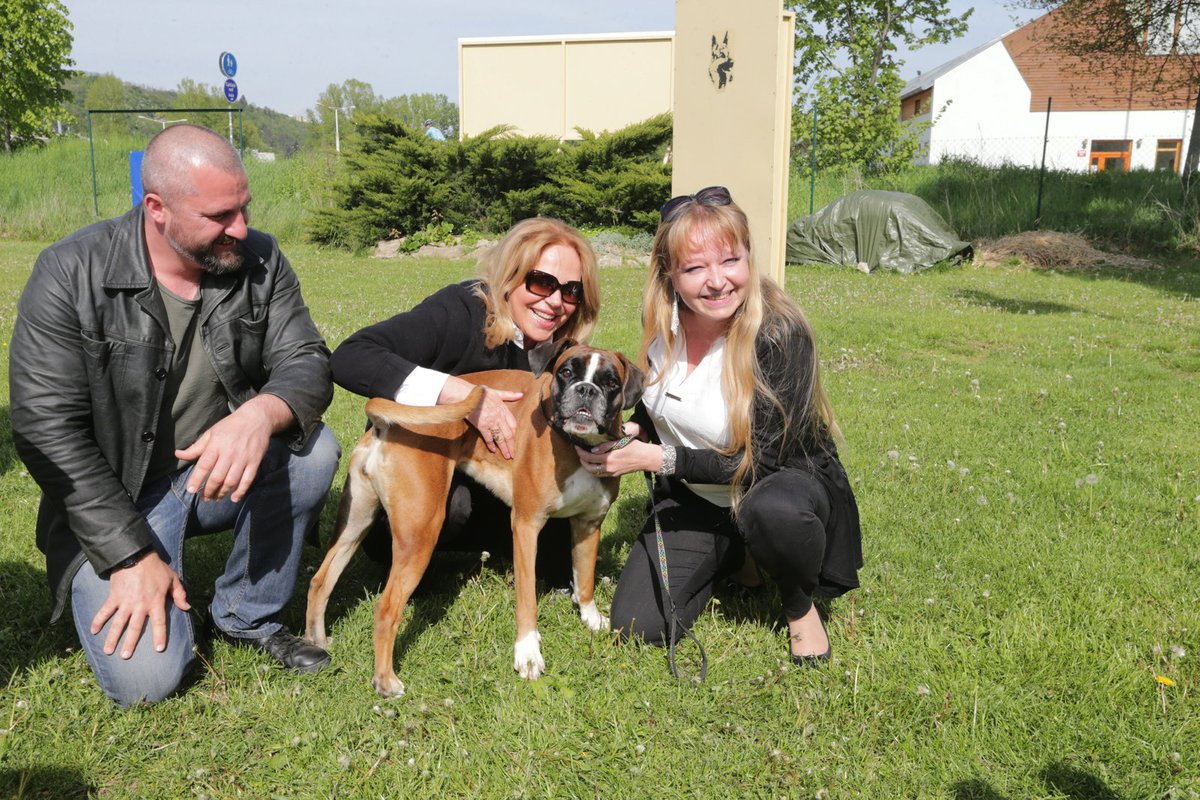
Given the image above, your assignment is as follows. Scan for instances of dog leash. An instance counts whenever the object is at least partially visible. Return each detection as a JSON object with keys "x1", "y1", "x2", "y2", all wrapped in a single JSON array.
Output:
[{"x1": 641, "y1": 470, "x2": 708, "y2": 683}]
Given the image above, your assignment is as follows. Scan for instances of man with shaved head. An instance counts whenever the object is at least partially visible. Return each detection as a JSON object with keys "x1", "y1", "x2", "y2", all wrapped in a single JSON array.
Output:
[{"x1": 10, "y1": 124, "x2": 340, "y2": 707}]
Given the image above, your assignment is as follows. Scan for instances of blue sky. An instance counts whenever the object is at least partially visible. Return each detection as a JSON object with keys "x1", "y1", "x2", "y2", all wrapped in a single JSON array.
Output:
[{"x1": 61, "y1": 0, "x2": 1042, "y2": 117}]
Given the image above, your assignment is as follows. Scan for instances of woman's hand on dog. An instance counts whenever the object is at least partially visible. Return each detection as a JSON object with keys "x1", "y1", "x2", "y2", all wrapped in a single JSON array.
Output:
[
  {"x1": 440, "y1": 376, "x2": 522, "y2": 460},
  {"x1": 575, "y1": 423, "x2": 663, "y2": 477}
]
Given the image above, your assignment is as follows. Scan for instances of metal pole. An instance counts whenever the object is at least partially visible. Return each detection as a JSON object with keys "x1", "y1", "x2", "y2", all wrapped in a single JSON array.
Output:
[
  {"x1": 809, "y1": 107, "x2": 817, "y2": 215},
  {"x1": 87, "y1": 111, "x2": 99, "y2": 217},
  {"x1": 1035, "y1": 96, "x2": 1052, "y2": 229},
  {"x1": 334, "y1": 108, "x2": 341, "y2": 154}
]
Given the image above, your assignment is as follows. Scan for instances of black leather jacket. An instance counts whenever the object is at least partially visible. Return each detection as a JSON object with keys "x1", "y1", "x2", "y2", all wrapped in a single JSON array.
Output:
[{"x1": 9, "y1": 207, "x2": 333, "y2": 620}]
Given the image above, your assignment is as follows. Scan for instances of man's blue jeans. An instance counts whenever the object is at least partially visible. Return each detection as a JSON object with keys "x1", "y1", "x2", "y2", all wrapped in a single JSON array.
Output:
[{"x1": 70, "y1": 424, "x2": 340, "y2": 707}]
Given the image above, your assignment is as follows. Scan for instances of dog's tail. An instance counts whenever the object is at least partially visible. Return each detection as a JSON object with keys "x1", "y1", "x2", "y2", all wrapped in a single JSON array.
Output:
[{"x1": 364, "y1": 386, "x2": 485, "y2": 430}]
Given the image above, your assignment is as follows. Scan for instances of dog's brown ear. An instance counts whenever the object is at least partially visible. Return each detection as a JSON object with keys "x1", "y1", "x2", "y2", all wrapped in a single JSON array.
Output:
[
  {"x1": 617, "y1": 352, "x2": 645, "y2": 410},
  {"x1": 529, "y1": 338, "x2": 574, "y2": 377}
]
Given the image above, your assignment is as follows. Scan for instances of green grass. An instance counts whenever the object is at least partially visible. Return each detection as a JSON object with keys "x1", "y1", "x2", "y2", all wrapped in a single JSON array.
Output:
[
  {"x1": 0, "y1": 241, "x2": 1197, "y2": 798},
  {"x1": 0, "y1": 137, "x2": 333, "y2": 243}
]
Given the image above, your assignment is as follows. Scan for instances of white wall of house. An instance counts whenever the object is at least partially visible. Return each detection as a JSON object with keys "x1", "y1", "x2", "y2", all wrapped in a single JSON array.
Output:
[{"x1": 908, "y1": 42, "x2": 1195, "y2": 172}]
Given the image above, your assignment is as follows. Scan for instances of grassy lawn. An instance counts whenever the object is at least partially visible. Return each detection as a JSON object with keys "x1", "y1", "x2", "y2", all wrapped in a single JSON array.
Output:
[{"x1": 0, "y1": 240, "x2": 1196, "y2": 798}]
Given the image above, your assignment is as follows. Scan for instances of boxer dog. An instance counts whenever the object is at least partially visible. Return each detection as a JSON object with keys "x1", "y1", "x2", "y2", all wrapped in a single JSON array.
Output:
[{"x1": 305, "y1": 342, "x2": 643, "y2": 697}]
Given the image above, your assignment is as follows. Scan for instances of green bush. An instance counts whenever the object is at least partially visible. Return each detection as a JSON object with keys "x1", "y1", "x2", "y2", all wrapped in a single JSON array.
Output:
[{"x1": 309, "y1": 114, "x2": 672, "y2": 248}]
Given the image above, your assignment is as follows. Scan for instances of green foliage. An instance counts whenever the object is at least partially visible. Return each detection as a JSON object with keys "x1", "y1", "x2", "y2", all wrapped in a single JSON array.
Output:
[
  {"x1": 397, "y1": 220, "x2": 455, "y2": 253},
  {"x1": 83, "y1": 73, "x2": 124, "y2": 136},
  {"x1": 793, "y1": 157, "x2": 1200, "y2": 251},
  {"x1": 0, "y1": 136, "x2": 335, "y2": 241},
  {"x1": 0, "y1": 0, "x2": 75, "y2": 153},
  {"x1": 310, "y1": 113, "x2": 672, "y2": 248},
  {"x1": 788, "y1": 0, "x2": 971, "y2": 174}
]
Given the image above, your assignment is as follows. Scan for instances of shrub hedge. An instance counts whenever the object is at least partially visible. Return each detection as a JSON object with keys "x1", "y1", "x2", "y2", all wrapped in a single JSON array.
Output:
[{"x1": 308, "y1": 113, "x2": 672, "y2": 248}]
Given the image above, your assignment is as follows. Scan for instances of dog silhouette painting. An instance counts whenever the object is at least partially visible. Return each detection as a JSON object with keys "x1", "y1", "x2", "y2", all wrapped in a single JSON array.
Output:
[{"x1": 709, "y1": 31, "x2": 734, "y2": 89}]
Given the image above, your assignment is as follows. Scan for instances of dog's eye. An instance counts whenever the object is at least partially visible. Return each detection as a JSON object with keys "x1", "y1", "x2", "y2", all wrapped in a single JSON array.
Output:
[
  {"x1": 559, "y1": 367, "x2": 573, "y2": 380},
  {"x1": 604, "y1": 377, "x2": 620, "y2": 390}
]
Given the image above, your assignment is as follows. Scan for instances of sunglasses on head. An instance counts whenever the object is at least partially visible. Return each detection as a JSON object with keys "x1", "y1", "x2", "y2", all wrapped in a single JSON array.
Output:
[
  {"x1": 659, "y1": 185, "x2": 733, "y2": 222},
  {"x1": 525, "y1": 269, "x2": 584, "y2": 305}
]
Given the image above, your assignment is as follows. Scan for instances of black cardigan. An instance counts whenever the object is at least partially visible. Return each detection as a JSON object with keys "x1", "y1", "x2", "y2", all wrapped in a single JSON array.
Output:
[
  {"x1": 636, "y1": 319, "x2": 864, "y2": 596},
  {"x1": 331, "y1": 280, "x2": 529, "y2": 398}
]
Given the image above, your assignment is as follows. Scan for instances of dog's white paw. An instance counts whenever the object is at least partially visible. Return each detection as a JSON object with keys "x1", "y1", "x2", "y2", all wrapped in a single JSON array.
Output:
[
  {"x1": 373, "y1": 674, "x2": 406, "y2": 698},
  {"x1": 513, "y1": 630, "x2": 544, "y2": 680},
  {"x1": 578, "y1": 601, "x2": 609, "y2": 632}
]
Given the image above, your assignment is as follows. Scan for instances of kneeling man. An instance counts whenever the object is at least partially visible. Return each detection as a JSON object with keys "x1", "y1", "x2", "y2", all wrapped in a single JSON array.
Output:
[{"x1": 9, "y1": 124, "x2": 340, "y2": 707}]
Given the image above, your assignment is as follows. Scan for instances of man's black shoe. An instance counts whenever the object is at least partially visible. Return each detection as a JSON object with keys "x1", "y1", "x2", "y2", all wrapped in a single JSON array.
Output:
[{"x1": 209, "y1": 613, "x2": 330, "y2": 674}]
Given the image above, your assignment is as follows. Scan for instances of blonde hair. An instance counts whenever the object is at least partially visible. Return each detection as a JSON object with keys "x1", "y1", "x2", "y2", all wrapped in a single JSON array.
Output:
[
  {"x1": 474, "y1": 217, "x2": 600, "y2": 349},
  {"x1": 640, "y1": 199, "x2": 839, "y2": 504}
]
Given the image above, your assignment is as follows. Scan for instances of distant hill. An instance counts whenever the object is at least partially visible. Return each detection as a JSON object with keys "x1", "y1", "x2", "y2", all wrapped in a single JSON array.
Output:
[{"x1": 64, "y1": 73, "x2": 310, "y2": 157}]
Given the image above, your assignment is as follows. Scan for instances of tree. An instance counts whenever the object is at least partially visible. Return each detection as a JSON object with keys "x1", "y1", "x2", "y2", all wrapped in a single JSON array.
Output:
[
  {"x1": 173, "y1": 78, "x2": 265, "y2": 151},
  {"x1": 788, "y1": 0, "x2": 971, "y2": 173},
  {"x1": 1028, "y1": 0, "x2": 1200, "y2": 180},
  {"x1": 0, "y1": 0, "x2": 75, "y2": 153},
  {"x1": 381, "y1": 92, "x2": 458, "y2": 138},
  {"x1": 306, "y1": 81, "x2": 460, "y2": 151},
  {"x1": 84, "y1": 73, "x2": 125, "y2": 137}
]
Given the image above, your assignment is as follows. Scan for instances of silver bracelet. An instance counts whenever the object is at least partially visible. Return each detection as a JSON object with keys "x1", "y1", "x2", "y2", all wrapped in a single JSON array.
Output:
[{"x1": 658, "y1": 445, "x2": 677, "y2": 476}]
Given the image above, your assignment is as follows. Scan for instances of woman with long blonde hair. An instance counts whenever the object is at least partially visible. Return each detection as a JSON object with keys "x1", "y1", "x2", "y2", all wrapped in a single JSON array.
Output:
[
  {"x1": 579, "y1": 187, "x2": 862, "y2": 665},
  {"x1": 332, "y1": 216, "x2": 600, "y2": 585}
]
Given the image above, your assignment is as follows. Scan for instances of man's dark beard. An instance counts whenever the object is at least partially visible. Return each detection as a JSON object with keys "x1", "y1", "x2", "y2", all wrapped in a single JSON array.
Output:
[
  {"x1": 168, "y1": 231, "x2": 244, "y2": 275},
  {"x1": 197, "y1": 246, "x2": 244, "y2": 275}
]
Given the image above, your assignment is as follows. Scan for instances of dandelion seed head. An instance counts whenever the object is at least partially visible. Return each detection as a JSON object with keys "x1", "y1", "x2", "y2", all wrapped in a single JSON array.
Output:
[
  {"x1": 480, "y1": 551, "x2": 490, "y2": 562},
  {"x1": 635, "y1": 744, "x2": 645, "y2": 755},
  {"x1": 14, "y1": 700, "x2": 28, "y2": 709},
  {"x1": 1171, "y1": 645, "x2": 1186, "y2": 659},
  {"x1": 1085, "y1": 473, "x2": 1099, "y2": 485},
  {"x1": 887, "y1": 449, "x2": 900, "y2": 460},
  {"x1": 977, "y1": 495, "x2": 988, "y2": 506},
  {"x1": 444, "y1": 697, "x2": 454, "y2": 707},
  {"x1": 960, "y1": 467, "x2": 970, "y2": 476},
  {"x1": 917, "y1": 684, "x2": 931, "y2": 696},
  {"x1": 982, "y1": 589, "x2": 991, "y2": 599},
  {"x1": 408, "y1": 757, "x2": 416, "y2": 766},
  {"x1": 338, "y1": 754, "x2": 351, "y2": 769},
  {"x1": 947, "y1": 460, "x2": 956, "y2": 469},
  {"x1": 925, "y1": 598, "x2": 935, "y2": 606}
]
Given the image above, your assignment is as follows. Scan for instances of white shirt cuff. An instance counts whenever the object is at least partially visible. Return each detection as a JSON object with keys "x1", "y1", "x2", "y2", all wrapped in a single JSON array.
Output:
[{"x1": 394, "y1": 366, "x2": 450, "y2": 406}]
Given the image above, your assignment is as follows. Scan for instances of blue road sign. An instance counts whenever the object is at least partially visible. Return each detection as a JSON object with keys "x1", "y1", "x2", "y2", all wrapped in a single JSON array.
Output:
[
  {"x1": 220, "y1": 51, "x2": 237, "y2": 78},
  {"x1": 223, "y1": 79, "x2": 239, "y2": 104}
]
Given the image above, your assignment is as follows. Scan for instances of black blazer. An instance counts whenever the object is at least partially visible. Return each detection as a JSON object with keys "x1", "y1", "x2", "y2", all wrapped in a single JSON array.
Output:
[{"x1": 331, "y1": 280, "x2": 531, "y2": 398}]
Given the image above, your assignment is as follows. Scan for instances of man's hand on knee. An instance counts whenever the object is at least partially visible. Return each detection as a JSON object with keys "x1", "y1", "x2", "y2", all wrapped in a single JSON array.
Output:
[
  {"x1": 177, "y1": 394, "x2": 293, "y2": 502},
  {"x1": 91, "y1": 552, "x2": 190, "y2": 659}
]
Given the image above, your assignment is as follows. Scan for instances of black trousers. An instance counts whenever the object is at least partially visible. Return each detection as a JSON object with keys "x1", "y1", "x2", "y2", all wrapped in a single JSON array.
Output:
[
  {"x1": 359, "y1": 470, "x2": 574, "y2": 588},
  {"x1": 610, "y1": 468, "x2": 830, "y2": 646}
]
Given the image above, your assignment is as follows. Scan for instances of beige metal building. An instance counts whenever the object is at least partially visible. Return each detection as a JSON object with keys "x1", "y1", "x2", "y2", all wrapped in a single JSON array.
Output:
[{"x1": 457, "y1": 32, "x2": 674, "y2": 140}]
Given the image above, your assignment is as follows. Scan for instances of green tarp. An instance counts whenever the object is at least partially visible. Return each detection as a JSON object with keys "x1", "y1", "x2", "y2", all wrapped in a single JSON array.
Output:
[{"x1": 786, "y1": 190, "x2": 972, "y2": 273}]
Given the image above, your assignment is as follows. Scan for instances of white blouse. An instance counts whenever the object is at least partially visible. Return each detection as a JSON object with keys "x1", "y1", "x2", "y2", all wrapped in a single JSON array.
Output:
[{"x1": 643, "y1": 333, "x2": 733, "y2": 507}]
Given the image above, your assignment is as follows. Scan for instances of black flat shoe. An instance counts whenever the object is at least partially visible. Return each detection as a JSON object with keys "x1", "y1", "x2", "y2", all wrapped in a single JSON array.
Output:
[
  {"x1": 791, "y1": 648, "x2": 831, "y2": 668},
  {"x1": 209, "y1": 611, "x2": 330, "y2": 674}
]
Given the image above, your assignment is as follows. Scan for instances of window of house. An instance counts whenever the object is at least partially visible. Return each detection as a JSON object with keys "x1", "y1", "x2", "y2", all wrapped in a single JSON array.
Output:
[
  {"x1": 1088, "y1": 139, "x2": 1131, "y2": 172},
  {"x1": 901, "y1": 89, "x2": 932, "y2": 121},
  {"x1": 1156, "y1": 139, "x2": 1183, "y2": 172}
]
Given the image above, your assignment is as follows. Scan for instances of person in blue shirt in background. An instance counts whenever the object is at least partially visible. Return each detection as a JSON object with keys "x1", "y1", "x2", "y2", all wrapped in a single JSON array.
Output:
[{"x1": 423, "y1": 119, "x2": 447, "y2": 141}]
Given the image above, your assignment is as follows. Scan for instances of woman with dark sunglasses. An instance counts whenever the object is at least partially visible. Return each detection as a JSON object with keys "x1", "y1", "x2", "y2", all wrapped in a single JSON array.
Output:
[
  {"x1": 577, "y1": 187, "x2": 862, "y2": 666},
  {"x1": 330, "y1": 217, "x2": 601, "y2": 583}
]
